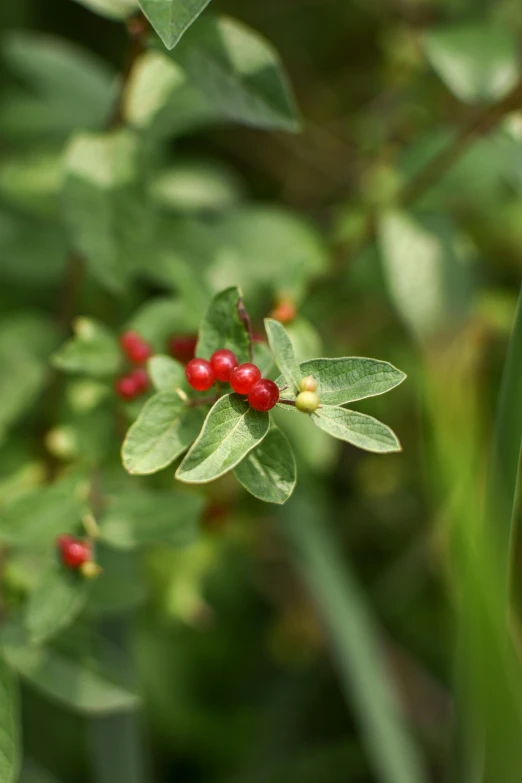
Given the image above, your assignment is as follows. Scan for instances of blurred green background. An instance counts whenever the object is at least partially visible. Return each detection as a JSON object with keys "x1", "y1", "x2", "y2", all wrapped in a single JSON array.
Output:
[{"x1": 1, "y1": 0, "x2": 522, "y2": 781}]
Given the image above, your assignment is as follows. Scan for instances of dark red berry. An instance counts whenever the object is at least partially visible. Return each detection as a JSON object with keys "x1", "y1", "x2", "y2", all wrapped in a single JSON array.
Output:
[
  {"x1": 168, "y1": 334, "x2": 198, "y2": 364},
  {"x1": 230, "y1": 363, "x2": 261, "y2": 395},
  {"x1": 248, "y1": 379, "x2": 280, "y2": 411},
  {"x1": 130, "y1": 368, "x2": 149, "y2": 394},
  {"x1": 186, "y1": 358, "x2": 215, "y2": 391},
  {"x1": 115, "y1": 373, "x2": 139, "y2": 400},
  {"x1": 210, "y1": 349, "x2": 238, "y2": 382},
  {"x1": 120, "y1": 330, "x2": 152, "y2": 364},
  {"x1": 57, "y1": 535, "x2": 91, "y2": 569}
]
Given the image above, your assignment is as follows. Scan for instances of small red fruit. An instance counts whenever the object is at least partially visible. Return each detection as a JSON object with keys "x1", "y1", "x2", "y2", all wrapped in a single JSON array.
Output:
[
  {"x1": 130, "y1": 368, "x2": 149, "y2": 394},
  {"x1": 210, "y1": 349, "x2": 238, "y2": 382},
  {"x1": 248, "y1": 379, "x2": 280, "y2": 411},
  {"x1": 230, "y1": 363, "x2": 261, "y2": 395},
  {"x1": 115, "y1": 373, "x2": 139, "y2": 400},
  {"x1": 120, "y1": 330, "x2": 152, "y2": 364},
  {"x1": 57, "y1": 535, "x2": 91, "y2": 569},
  {"x1": 186, "y1": 358, "x2": 215, "y2": 391},
  {"x1": 168, "y1": 334, "x2": 198, "y2": 364},
  {"x1": 270, "y1": 298, "x2": 297, "y2": 325}
]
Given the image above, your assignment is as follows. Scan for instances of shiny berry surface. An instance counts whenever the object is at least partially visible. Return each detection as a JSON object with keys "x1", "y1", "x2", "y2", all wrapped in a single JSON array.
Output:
[
  {"x1": 57, "y1": 535, "x2": 91, "y2": 569},
  {"x1": 210, "y1": 349, "x2": 238, "y2": 382},
  {"x1": 298, "y1": 375, "x2": 318, "y2": 393},
  {"x1": 168, "y1": 334, "x2": 198, "y2": 364},
  {"x1": 186, "y1": 358, "x2": 215, "y2": 391},
  {"x1": 120, "y1": 330, "x2": 152, "y2": 364},
  {"x1": 295, "y1": 390, "x2": 320, "y2": 413},
  {"x1": 248, "y1": 379, "x2": 280, "y2": 411},
  {"x1": 115, "y1": 374, "x2": 139, "y2": 400},
  {"x1": 130, "y1": 368, "x2": 149, "y2": 394},
  {"x1": 230, "y1": 363, "x2": 261, "y2": 395}
]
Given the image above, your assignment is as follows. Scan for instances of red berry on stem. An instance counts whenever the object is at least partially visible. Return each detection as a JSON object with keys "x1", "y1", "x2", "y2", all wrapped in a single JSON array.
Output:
[
  {"x1": 248, "y1": 379, "x2": 280, "y2": 411},
  {"x1": 270, "y1": 298, "x2": 297, "y2": 325},
  {"x1": 120, "y1": 330, "x2": 152, "y2": 364},
  {"x1": 115, "y1": 373, "x2": 139, "y2": 400},
  {"x1": 130, "y1": 368, "x2": 149, "y2": 394},
  {"x1": 168, "y1": 334, "x2": 198, "y2": 364},
  {"x1": 210, "y1": 349, "x2": 238, "y2": 382},
  {"x1": 57, "y1": 535, "x2": 91, "y2": 569},
  {"x1": 230, "y1": 363, "x2": 261, "y2": 395},
  {"x1": 186, "y1": 358, "x2": 215, "y2": 391}
]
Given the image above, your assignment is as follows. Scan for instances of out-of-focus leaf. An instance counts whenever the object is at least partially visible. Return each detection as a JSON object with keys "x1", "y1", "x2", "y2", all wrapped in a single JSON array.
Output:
[
  {"x1": 277, "y1": 357, "x2": 405, "y2": 406},
  {"x1": 148, "y1": 355, "x2": 185, "y2": 391},
  {"x1": 122, "y1": 393, "x2": 205, "y2": 474},
  {"x1": 0, "y1": 151, "x2": 62, "y2": 216},
  {"x1": 100, "y1": 489, "x2": 202, "y2": 549},
  {"x1": 378, "y1": 210, "x2": 471, "y2": 340},
  {"x1": 286, "y1": 317, "x2": 323, "y2": 363},
  {"x1": 311, "y1": 407, "x2": 401, "y2": 453},
  {"x1": 234, "y1": 426, "x2": 296, "y2": 504},
  {"x1": 149, "y1": 159, "x2": 242, "y2": 213},
  {"x1": 176, "y1": 394, "x2": 269, "y2": 483},
  {"x1": 0, "y1": 33, "x2": 116, "y2": 139},
  {"x1": 20, "y1": 759, "x2": 60, "y2": 783},
  {"x1": 0, "y1": 657, "x2": 19, "y2": 783},
  {"x1": 87, "y1": 549, "x2": 147, "y2": 616},
  {"x1": 0, "y1": 210, "x2": 67, "y2": 286},
  {"x1": 265, "y1": 318, "x2": 301, "y2": 392},
  {"x1": 25, "y1": 565, "x2": 89, "y2": 645},
  {"x1": 0, "y1": 475, "x2": 88, "y2": 547},
  {"x1": 139, "y1": 0, "x2": 212, "y2": 49},
  {"x1": 71, "y1": 0, "x2": 138, "y2": 19},
  {"x1": 282, "y1": 491, "x2": 427, "y2": 783},
  {"x1": 1, "y1": 625, "x2": 139, "y2": 715},
  {"x1": 124, "y1": 51, "x2": 189, "y2": 129},
  {"x1": 63, "y1": 129, "x2": 150, "y2": 291},
  {"x1": 196, "y1": 286, "x2": 251, "y2": 363},
  {"x1": 170, "y1": 15, "x2": 300, "y2": 131},
  {"x1": 53, "y1": 317, "x2": 121, "y2": 378},
  {"x1": 125, "y1": 297, "x2": 199, "y2": 347},
  {"x1": 0, "y1": 314, "x2": 59, "y2": 443},
  {"x1": 423, "y1": 23, "x2": 518, "y2": 104}
]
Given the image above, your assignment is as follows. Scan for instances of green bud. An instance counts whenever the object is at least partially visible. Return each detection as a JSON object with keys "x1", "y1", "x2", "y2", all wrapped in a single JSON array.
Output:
[
  {"x1": 298, "y1": 375, "x2": 318, "y2": 393},
  {"x1": 295, "y1": 391, "x2": 320, "y2": 414}
]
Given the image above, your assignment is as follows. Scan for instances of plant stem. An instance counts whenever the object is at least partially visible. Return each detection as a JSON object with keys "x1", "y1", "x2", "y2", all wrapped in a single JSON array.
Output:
[{"x1": 238, "y1": 297, "x2": 255, "y2": 361}]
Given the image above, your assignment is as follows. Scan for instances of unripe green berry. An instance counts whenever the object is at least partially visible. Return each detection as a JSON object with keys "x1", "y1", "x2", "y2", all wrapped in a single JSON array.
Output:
[
  {"x1": 298, "y1": 375, "x2": 318, "y2": 393},
  {"x1": 295, "y1": 390, "x2": 320, "y2": 413}
]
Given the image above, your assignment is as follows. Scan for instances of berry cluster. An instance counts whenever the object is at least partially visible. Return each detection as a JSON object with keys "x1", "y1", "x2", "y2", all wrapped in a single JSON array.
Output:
[
  {"x1": 295, "y1": 375, "x2": 320, "y2": 413},
  {"x1": 168, "y1": 334, "x2": 198, "y2": 364},
  {"x1": 185, "y1": 350, "x2": 280, "y2": 412},
  {"x1": 56, "y1": 535, "x2": 100, "y2": 578},
  {"x1": 115, "y1": 331, "x2": 152, "y2": 401}
]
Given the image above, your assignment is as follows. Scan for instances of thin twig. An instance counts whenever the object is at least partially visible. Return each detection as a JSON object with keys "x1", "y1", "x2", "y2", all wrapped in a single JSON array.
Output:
[{"x1": 237, "y1": 297, "x2": 254, "y2": 361}]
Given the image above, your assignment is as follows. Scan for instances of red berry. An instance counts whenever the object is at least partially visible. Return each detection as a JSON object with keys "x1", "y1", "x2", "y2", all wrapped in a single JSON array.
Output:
[
  {"x1": 130, "y1": 368, "x2": 149, "y2": 394},
  {"x1": 270, "y1": 298, "x2": 297, "y2": 325},
  {"x1": 168, "y1": 334, "x2": 198, "y2": 364},
  {"x1": 120, "y1": 330, "x2": 152, "y2": 364},
  {"x1": 248, "y1": 379, "x2": 280, "y2": 411},
  {"x1": 230, "y1": 363, "x2": 261, "y2": 395},
  {"x1": 186, "y1": 358, "x2": 215, "y2": 391},
  {"x1": 57, "y1": 535, "x2": 91, "y2": 569},
  {"x1": 115, "y1": 373, "x2": 139, "y2": 400},
  {"x1": 210, "y1": 349, "x2": 238, "y2": 382}
]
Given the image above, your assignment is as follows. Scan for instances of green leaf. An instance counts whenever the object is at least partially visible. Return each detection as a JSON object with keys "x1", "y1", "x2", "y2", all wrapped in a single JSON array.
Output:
[
  {"x1": 123, "y1": 50, "x2": 189, "y2": 129},
  {"x1": 196, "y1": 286, "x2": 251, "y2": 363},
  {"x1": 122, "y1": 392, "x2": 205, "y2": 475},
  {"x1": 423, "y1": 23, "x2": 518, "y2": 105},
  {"x1": 63, "y1": 129, "x2": 150, "y2": 291},
  {"x1": 71, "y1": 0, "x2": 138, "y2": 20},
  {"x1": 25, "y1": 565, "x2": 89, "y2": 645},
  {"x1": 170, "y1": 15, "x2": 300, "y2": 131},
  {"x1": 148, "y1": 355, "x2": 185, "y2": 391},
  {"x1": 149, "y1": 159, "x2": 242, "y2": 214},
  {"x1": 53, "y1": 317, "x2": 121, "y2": 378},
  {"x1": 265, "y1": 318, "x2": 301, "y2": 392},
  {"x1": 139, "y1": 0, "x2": 212, "y2": 50},
  {"x1": 282, "y1": 491, "x2": 427, "y2": 783},
  {"x1": 0, "y1": 33, "x2": 116, "y2": 140},
  {"x1": 1, "y1": 627, "x2": 139, "y2": 715},
  {"x1": 278, "y1": 357, "x2": 405, "y2": 406},
  {"x1": 176, "y1": 394, "x2": 270, "y2": 483},
  {"x1": 0, "y1": 657, "x2": 20, "y2": 783},
  {"x1": 0, "y1": 210, "x2": 67, "y2": 287},
  {"x1": 125, "y1": 296, "x2": 199, "y2": 346},
  {"x1": 0, "y1": 475, "x2": 88, "y2": 547},
  {"x1": 234, "y1": 426, "x2": 296, "y2": 504},
  {"x1": 311, "y1": 407, "x2": 401, "y2": 453},
  {"x1": 0, "y1": 314, "x2": 59, "y2": 443},
  {"x1": 100, "y1": 489, "x2": 203, "y2": 549},
  {"x1": 378, "y1": 210, "x2": 471, "y2": 340}
]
